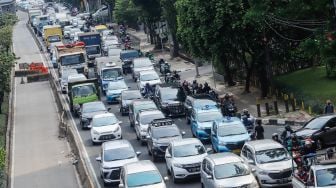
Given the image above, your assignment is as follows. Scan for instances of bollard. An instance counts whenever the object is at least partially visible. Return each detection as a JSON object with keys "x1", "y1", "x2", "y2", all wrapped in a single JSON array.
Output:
[
  {"x1": 308, "y1": 106, "x2": 312, "y2": 114},
  {"x1": 256, "y1": 98, "x2": 261, "y2": 117},
  {"x1": 20, "y1": 76, "x2": 25, "y2": 84},
  {"x1": 274, "y1": 100, "x2": 279, "y2": 114},
  {"x1": 265, "y1": 102, "x2": 270, "y2": 116},
  {"x1": 284, "y1": 94, "x2": 289, "y2": 113},
  {"x1": 301, "y1": 101, "x2": 305, "y2": 111}
]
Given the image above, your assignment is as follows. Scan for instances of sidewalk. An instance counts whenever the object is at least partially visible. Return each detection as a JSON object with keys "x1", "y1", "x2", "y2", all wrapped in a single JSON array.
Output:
[
  {"x1": 128, "y1": 28, "x2": 313, "y2": 124},
  {"x1": 11, "y1": 11, "x2": 80, "y2": 188}
]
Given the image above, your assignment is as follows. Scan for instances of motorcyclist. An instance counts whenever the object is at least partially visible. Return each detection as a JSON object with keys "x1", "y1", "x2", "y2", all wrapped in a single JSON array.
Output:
[
  {"x1": 287, "y1": 134, "x2": 303, "y2": 157},
  {"x1": 281, "y1": 125, "x2": 294, "y2": 148},
  {"x1": 301, "y1": 138, "x2": 317, "y2": 166},
  {"x1": 203, "y1": 82, "x2": 211, "y2": 93},
  {"x1": 182, "y1": 80, "x2": 191, "y2": 95},
  {"x1": 172, "y1": 70, "x2": 180, "y2": 80},
  {"x1": 272, "y1": 133, "x2": 281, "y2": 143},
  {"x1": 242, "y1": 109, "x2": 250, "y2": 118},
  {"x1": 192, "y1": 80, "x2": 198, "y2": 94},
  {"x1": 196, "y1": 84, "x2": 203, "y2": 94}
]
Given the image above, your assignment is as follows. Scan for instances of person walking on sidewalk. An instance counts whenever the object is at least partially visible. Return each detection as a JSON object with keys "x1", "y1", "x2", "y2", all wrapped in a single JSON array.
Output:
[
  {"x1": 324, "y1": 100, "x2": 334, "y2": 114},
  {"x1": 254, "y1": 120, "x2": 264, "y2": 140}
]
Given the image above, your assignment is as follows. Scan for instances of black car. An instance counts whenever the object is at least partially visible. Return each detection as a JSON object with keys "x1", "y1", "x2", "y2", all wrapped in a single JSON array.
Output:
[
  {"x1": 295, "y1": 114, "x2": 336, "y2": 149},
  {"x1": 153, "y1": 84, "x2": 185, "y2": 117},
  {"x1": 146, "y1": 118, "x2": 184, "y2": 161},
  {"x1": 119, "y1": 90, "x2": 142, "y2": 116},
  {"x1": 120, "y1": 50, "x2": 139, "y2": 74},
  {"x1": 80, "y1": 101, "x2": 109, "y2": 129}
]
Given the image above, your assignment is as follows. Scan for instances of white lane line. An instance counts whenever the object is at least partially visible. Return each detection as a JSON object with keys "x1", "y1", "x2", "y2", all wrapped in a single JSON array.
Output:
[{"x1": 10, "y1": 79, "x2": 17, "y2": 188}]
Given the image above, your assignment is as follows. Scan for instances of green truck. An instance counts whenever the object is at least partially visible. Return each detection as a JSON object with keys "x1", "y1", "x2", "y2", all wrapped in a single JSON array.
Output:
[{"x1": 68, "y1": 79, "x2": 100, "y2": 116}]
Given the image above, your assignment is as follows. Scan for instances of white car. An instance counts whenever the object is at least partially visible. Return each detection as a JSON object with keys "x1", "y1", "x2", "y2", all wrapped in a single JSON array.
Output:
[
  {"x1": 107, "y1": 48, "x2": 122, "y2": 58},
  {"x1": 240, "y1": 139, "x2": 293, "y2": 187},
  {"x1": 119, "y1": 160, "x2": 167, "y2": 188},
  {"x1": 132, "y1": 57, "x2": 154, "y2": 81},
  {"x1": 135, "y1": 109, "x2": 165, "y2": 144},
  {"x1": 96, "y1": 140, "x2": 140, "y2": 185},
  {"x1": 201, "y1": 153, "x2": 259, "y2": 188},
  {"x1": 63, "y1": 25, "x2": 73, "y2": 38},
  {"x1": 165, "y1": 138, "x2": 208, "y2": 183},
  {"x1": 106, "y1": 80, "x2": 129, "y2": 104},
  {"x1": 59, "y1": 69, "x2": 79, "y2": 93},
  {"x1": 138, "y1": 70, "x2": 161, "y2": 95},
  {"x1": 73, "y1": 31, "x2": 84, "y2": 42},
  {"x1": 102, "y1": 39, "x2": 120, "y2": 54},
  {"x1": 69, "y1": 28, "x2": 81, "y2": 39},
  {"x1": 90, "y1": 113, "x2": 122, "y2": 144}
]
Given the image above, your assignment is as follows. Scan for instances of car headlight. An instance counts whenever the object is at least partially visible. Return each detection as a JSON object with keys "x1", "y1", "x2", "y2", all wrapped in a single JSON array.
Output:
[
  {"x1": 249, "y1": 180, "x2": 259, "y2": 188},
  {"x1": 161, "y1": 103, "x2": 168, "y2": 107},
  {"x1": 92, "y1": 129, "x2": 99, "y2": 135},
  {"x1": 153, "y1": 142, "x2": 159, "y2": 147},
  {"x1": 258, "y1": 170, "x2": 268, "y2": 175},
  {"x1": 113, "y1": 126, "x2": 120, "y2": 132},
  {"x1": 173, "y1": 163, "x2": 183, "y2": 168}
]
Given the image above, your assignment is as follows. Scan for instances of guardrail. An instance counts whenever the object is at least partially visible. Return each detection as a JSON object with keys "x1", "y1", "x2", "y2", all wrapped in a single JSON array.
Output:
[{"x1": 26, "y1": 19, "x2": 98, "y2": 188}]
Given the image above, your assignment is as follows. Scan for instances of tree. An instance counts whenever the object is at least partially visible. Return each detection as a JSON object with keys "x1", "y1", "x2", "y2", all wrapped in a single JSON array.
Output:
[
  {"x1": 114, "y1": 0, "x2": 140, "y2": 29},
  {"x1": 103, "y1": 0, "x2": 115, "y2": 22},
  {"x1": 0, "y1": 53, "x2": 15, "y2": 114}
]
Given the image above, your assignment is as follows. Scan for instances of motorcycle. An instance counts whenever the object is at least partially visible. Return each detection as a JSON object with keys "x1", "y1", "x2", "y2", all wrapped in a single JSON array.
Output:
[
  {"x1": 222, "y1": 102, "x2": 236, "y2": 117},
  {"x1": 241, "y1": 114, "x2": 255, "y2": 133},
  {"x1": 160, "y1": 61, "x2": 171, "y2": 74}
]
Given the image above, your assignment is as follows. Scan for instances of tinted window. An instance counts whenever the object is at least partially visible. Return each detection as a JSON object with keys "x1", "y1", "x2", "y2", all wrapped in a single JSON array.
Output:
[
  {"x1": 60, "y1": 54, "x2": 85, "y2": 66},
  {"x1": 127, "y1": 170, "x2": 162, "y2": 187},
  {"x1": 83, "y1": 103, "x2": 105, "y2": 113},
  {"x1": 173, "y1": 143, "x2": 205, "y2": 157},
  {"x1": 305, "y1": 117, "x2": 330, "y2": 130},
  {"x1": 86, "y1": 46, "x2": 100, "y2": 55},
  {"x1": 214, "y1": 162, "x2": 250, "y2": 179},
  {"x1": 152, "y1": 127, "x2": 180, "y2": 139},
  {"x1": 92, "y1": 115, "x2": 118, "y2": 127},
  {"x1": 123, "y1": 91, "x2": 142, "y2": 100},
  {"x1": 217, "y1": 124, "x2": 247, "y2": 137},
  {"x1": 197, "y1": 111, "x2": 223, "y2": 122},
  {"x1": 316, "y1": 168, "x2": 336, "y2": 187},
  {"x1": 140, "y1": 113, "x2": 164, "y2": 125},
  {"x1": 255, "y1": 148, "x2": 290, "y2": 164},
  {"x1": 120, "y1": 51, "x2": 139, "y2": 60},
  {"x1": 104, "y1": 147, "x2": 135, "y2": 161},
  {"x1": 161, "y1": 88, "x2": 178, "y2": 101}
]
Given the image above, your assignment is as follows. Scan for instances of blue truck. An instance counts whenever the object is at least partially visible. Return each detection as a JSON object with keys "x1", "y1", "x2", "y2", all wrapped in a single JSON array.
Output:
[{"x1": 78, "y1": 32, "x2": 102, "y2": 61}]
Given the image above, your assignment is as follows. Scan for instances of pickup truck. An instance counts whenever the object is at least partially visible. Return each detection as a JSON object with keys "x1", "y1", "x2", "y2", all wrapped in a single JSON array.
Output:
[{"x1": 292, "y1": 154, "x2": 336, "y2": 188}]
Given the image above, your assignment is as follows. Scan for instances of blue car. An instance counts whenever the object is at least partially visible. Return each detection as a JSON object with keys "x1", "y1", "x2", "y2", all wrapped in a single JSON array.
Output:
[
  {"x1": 211, "y1": 117, "x2": 251, "y2": 154},
  {"x1": 106, "y1": 80, "x2": 128, "y2": 103},
  {"x1": 190, "y1": 105, "x2": 223, "y2": 140}
]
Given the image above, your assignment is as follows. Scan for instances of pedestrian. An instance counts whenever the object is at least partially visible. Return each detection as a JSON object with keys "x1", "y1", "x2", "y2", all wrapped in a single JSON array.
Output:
[
  {"x1": 196, "y1": 84, "x2": 203, "y2": 94},
  {"x1": 324, "y1": 100, "x2": 334, "y2": 114},
  {"x1": 203, "y1": 82, "x2": 211, "y2": 93},
  {"x1": 254, "y1": 120, "x2": 264, "y2": 140},
  {"x1": 281, "y1": 125, "x2": 294, "y2": 148}
]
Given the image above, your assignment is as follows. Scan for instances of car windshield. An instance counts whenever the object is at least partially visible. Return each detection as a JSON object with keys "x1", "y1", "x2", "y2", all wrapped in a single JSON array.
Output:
[
  {"x1": 60, "y1": 53, "x2": 85, "y2": 66},
  {"x1": 316, "y1": 167, "x2": 336, "y2": 187},
  {"x1": 140, "y1": 73, "x2": 159, "y2": 81},
  {"x1": 102, "y1": 69, "x2": 122, "y2": 80},
  {"x1": 72, "y1": 84, "x2": 96, "y2": 97},
  {"x1": 48, "y1": 35, "x2": 61, "y2": 42},
  {"x1": 218, "y1": 124, "x2": 247, "y2": 137},
  {"x1": 83, "y1": 103, "x2": 105, "y2": 113},
  {"x1": 86, "y1": 46, "x2": 100, "y2": 55},
  {"x1": 127, "y1": 170, "x2": 162, "y2": 187},
  {"x1": 152, "y1": 127, "x2": 180, "y2": 139},
  {"x1": 140, "y1": 113, "x2": 164, "y2": 125},
  {"x1": 255, "y1": 148, "x2": 290, "y2": 164},
  {"x1": 214, "y1": 162, "x2": 250, "y2": 179},
  {"x1": 104, "y1": 147, "x2": 135, "y2": 161},
  {"x1": 161, "y1": 88, "x2": 178, "y2": 101},
  {"x1": 92, "y1": 115, "x2": 118, "y2": 127},
  {"x1": 134, "y1": 103, "x2": 157, "y2": 114},
  {"x1": 304, "y1": 117, "x2": 330, "y2": 130},
  {"x1": 108, "y1": 81, "x2": 127, "y2": 90},
  {"x1": 120, "y1": 51, "x2": 139, "y2": 60},
  {"x1": 123, "y1": 91, "x2": 142, "y2": 100},
  {"x1": 174, "y1": 143, "x2": 205, "y2": 157},
  {"x1": 134, "y1": 60, "x2": 152, "y2": 68},
  {"x1": 197, "y1": 111, "x2": 222, "y2": 122}
]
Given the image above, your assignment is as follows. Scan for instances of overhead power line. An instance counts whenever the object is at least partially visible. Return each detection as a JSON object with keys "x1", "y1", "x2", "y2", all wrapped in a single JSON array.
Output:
[{"x1": 267, "y1": 15, "x2": 320, "y2": 32}]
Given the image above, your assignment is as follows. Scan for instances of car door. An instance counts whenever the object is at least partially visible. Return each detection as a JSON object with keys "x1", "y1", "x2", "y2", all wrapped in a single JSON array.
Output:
[
  {"x1": 205, "y1": 160, "x2": 215, "y2": 187},
  {"x1": 191, "y1": 111, "x2": 197, "y2": 135},
  {"x1": 211, "y1": 123, "x2": 218, "y2": 152},
  {"x1": 322, "y1": 118, "x2": 336, "y2": 145},
  {"x1": 129, "y1": 104, "x2": 134, "y2": 125},
  {"x1": 165, "y1": 144, "x2": 173, "y2": 170},
  {"x1": 147, "y1": 127, "x2": 153, "y2": 152},
  {"x1": 184, "y1": 98, "x2": 192, "y2": 115},
  {"x1": 135, "y1": 113, "x2": 140, "y2": 137},
  {"x1": 201, "y1": 159, "x2": 212, "y2": 187}
]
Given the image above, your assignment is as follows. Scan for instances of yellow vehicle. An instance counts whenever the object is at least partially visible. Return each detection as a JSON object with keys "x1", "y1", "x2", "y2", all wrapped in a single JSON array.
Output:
[
  {"x1": 43, "y1": 25, "x2": 62, "y2": 49},
  {"x1": 93, "y1": 25, "x2": 108, "y2": 34}
]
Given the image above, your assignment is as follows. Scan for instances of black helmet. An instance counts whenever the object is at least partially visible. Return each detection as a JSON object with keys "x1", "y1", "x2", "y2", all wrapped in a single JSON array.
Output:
[
  {"x1": 285, "y1": 125, "x2": 291, "y2": 131},
  {"x1": 145, "y1": 83, "x2": 150, "y2": 86}
]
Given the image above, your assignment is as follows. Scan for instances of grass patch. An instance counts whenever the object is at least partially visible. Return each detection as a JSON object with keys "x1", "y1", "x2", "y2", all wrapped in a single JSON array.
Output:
[
  {"x1": 0, "y1": 93, "x2": 8, "y2": 188},
  {"x1": 274, "y1": 66, "x2": 336, "y2": 113}
]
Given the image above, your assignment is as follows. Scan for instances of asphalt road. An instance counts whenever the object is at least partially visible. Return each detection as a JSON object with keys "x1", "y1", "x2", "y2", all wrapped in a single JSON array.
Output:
[{"x1": 24, "y1": 10, "x2": 294, "y2": 188}]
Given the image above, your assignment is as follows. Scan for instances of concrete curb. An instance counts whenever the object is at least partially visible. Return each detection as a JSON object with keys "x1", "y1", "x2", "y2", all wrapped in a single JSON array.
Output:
[{"x1": 258, "y1": 118, "x2": 306, "y2": 126}]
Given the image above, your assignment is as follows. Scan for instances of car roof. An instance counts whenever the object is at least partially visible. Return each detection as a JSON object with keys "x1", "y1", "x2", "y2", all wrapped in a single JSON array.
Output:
[
  {"x1": 103, "y1": 140, "x2": 132, "y2": 151},
  {"x1": 207, "y1": 153, "x2": 243, "y2": 165},
  {"x1": 245, "y1": 139, "x2": 284, "y2": 151},
  {"x1": 139, "y1": 109, "x2": 163, "y2": 117},
  {"x1": 124, "y1": 160, "x2": 157, "y2": 174},
  {"x1": 171, "y1": 138, "x2": 202, "y2": 147}
]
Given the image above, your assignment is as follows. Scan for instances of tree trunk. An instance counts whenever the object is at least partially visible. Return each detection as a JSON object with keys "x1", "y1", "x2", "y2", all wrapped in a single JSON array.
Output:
[
  {"x1": 244, "y1": 68, "x2": 252, "y2": 93},
  {"x1": 0, "y1": 91, "x2": 3, "y2": 114},
  {"x1": 258, "y1": 63, "x2": 269, "y2": 98},
  {"x1": 170, "y1": 32, "x2": 179, "y2": 57},
  {"x1": 224, "y1": 62, "x2": 235, "y2": 86}
]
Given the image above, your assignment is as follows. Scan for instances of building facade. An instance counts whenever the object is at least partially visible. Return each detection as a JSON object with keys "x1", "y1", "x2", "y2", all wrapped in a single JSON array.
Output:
[{"x1": 0, "y1": 0, "x2": 15, "y2": 14}]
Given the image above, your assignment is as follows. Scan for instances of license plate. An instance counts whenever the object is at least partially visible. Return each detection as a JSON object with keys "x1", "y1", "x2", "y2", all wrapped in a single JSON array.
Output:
[
  {"x1": 190, "y1": 167, "x2": 200, "y2": 172},
  {"x1": 233, "y1": 149, "x2": 241, "y2": 154}
]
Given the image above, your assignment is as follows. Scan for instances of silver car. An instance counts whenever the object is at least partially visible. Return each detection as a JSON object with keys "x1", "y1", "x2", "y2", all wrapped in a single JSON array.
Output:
[
  {"x1": 240, "y1": 139, "x2": 293, "y2": 187},
  {"x1": 96, "y1": 140, "x2": 140, "y2": 186},
  {"x1": 201, "y1": 153, "x2": 259, "y2": 188}
]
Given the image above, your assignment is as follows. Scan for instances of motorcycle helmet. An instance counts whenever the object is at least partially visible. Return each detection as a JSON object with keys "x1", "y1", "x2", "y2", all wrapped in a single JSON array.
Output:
[
  {"x1": 272, "y1": 133, "x2": 278, "y2": 139},
  {"x1": 242, "y1": 109, "x2": 249, "y2": 115}
]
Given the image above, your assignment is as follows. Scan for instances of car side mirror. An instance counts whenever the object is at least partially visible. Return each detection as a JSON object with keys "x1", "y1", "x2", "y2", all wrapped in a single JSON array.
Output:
[
  {"x1": 206, "y1": 148, "x2": 212, "y2": 153},
  {"x1": 119, "y1": 183, "x2": 124, "y2": 188},
  {"x1": 136, "y1": 151, "x2": 141, "y2": 156},
  {"x1": 146, "y1": 135, "x2": 151, "y2": 139},
  {"x1": 107, "y1": 107, "x2": 111, "y2": 111},
  {"x1": 119, "y1": 121, "x2": 123, "y2": 124},
  {"x1": 206, "y1": 174, "x2": 213, "y2": 179},
  {"x1": 248, "y1": 159, "x2": 255, "y2": 165},
  {"x1": 181, "y1": 131, "x2": 186, "y2": 136},
  {"x1": 251, "y1": 168, "x2": 256, "y2": 173},
  {"x1": 324, "y1": 126, "x2": 330, "y2": 131},
  {"x1": 96, "y1": 156, "x2": 101, "y2": 162},
  {"x1": 166, "y1": 153, "x2": 172, "y2": 158},
  {"x1": 164, "y1": 176, "x2": 169, "y2": 181}
]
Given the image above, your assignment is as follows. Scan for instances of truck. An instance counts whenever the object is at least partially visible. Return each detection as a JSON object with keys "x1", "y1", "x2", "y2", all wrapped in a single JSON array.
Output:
[
  {"x1": 68, "y1": 79, "x2": 100, "y2": 116},
  {"x1": 95, "y1": 57, "x2": 123, "y2": 94},
  {"x1": 35, "y1": 15, "x2": 50, "y2": 36},
  {"x1": 292, "y1": 152, "x2": 336, "y2": 188},
  {"x1": 55, "y1": 12, "x2": 70, "y2": 28},
  {"x1": 55, "y1": 42, "x2": 87, "y2": 76},
  {"x1": 78, "y1": 32, "x2": 102, "y2": 61},
  {"x1": 43, "y1": 25, "x2": 62, "y2": 50},
  {"x1": 28, "y1": 8, "x2": 42, "y2": 28}
]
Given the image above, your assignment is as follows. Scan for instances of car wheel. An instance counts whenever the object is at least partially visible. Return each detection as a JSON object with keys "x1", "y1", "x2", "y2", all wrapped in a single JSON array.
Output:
[
  {"x1": 167, "y1": 166, "x2": 171, "y2": 175},
  {"x1": 187, "y1": 118, "x2": 190, "y2": 124},
  {"x1": 136, "y1": 132, "x2": 140, "y2": 140},
  {"x1": 172, "y1": 168, "x2": 178, "y2": 183},
  {"x1": 148, "y1": 145, "x2": 152, "y2": 155},
  {"x1": 152, "y1": 154, "x2": 157, "y2": 162},
  {"x1": 201, "y1": 183, "x2": 204, "y2": 188},
  {"x1": 317, "y1": 139, "x2": 324, "y2": 150},
  {"x1": 92, "y1": 140, "x2": 96, "y2": 145}
]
